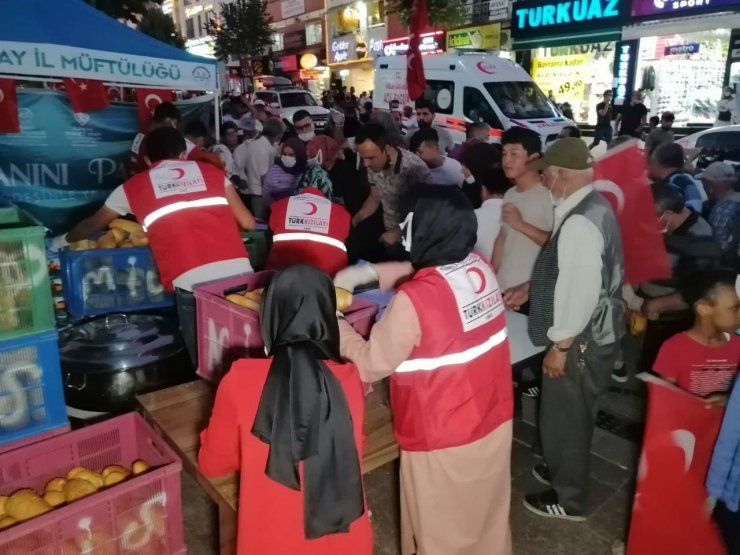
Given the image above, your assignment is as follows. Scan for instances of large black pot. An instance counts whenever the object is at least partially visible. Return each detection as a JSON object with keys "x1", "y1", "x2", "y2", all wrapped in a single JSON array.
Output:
[{"x1": 59, "y1": 314, "x2": 194, "y2": 412}]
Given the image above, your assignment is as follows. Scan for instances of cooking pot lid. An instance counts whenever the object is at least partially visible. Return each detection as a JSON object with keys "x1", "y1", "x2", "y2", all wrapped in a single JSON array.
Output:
[{"x1": 59, "y1": 313, "x2": 185, "y2": 373}]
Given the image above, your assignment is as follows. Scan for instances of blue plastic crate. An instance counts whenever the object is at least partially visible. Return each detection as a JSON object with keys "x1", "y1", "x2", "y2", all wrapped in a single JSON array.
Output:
[
  {"x1": 60, "y1": 247, "x2": 174, "y2": 319},
  {"x1": 0, "y1": 330, "x2": 68, "y2": 450}
]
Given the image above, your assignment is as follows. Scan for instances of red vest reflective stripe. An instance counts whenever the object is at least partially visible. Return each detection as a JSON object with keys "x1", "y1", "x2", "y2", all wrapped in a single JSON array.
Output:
[
  {"x1": 266, "y1": 188, "x2": 350, "y2": 277},
  {"x1": 123, "y1": 159, "x2": 247, "y2": 292},
  {"x1": 391, "y1": 253, "x2": 513, "y2": 451}
]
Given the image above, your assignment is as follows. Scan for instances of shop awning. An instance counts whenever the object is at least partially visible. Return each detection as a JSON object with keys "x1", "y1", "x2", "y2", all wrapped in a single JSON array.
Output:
[
  {"x1": 513, "y1": 29, "x2": 623, "y2": 50},
  {"x1": 622, "y1": 12, "x2": 740, "y2": 40},
  {"x1": 0, "y1": 0, "x2": 218, "y2": 90}
]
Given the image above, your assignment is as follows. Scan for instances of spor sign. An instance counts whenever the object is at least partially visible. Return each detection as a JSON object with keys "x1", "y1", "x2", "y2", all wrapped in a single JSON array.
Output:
[{"x1": 512, "y1": 0, "x2": 626, "y2": 39}]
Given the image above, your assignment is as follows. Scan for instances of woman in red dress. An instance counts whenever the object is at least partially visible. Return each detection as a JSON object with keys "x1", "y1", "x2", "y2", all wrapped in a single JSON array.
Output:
[{"x1": 198, "y1": 265, "x2": 373, "y2": 554}]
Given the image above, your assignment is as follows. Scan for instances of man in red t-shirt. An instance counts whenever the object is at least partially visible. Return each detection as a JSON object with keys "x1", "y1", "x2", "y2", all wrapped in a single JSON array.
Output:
[{"x1": 654, "y1": 270, "x2": 740, "y2": 406}]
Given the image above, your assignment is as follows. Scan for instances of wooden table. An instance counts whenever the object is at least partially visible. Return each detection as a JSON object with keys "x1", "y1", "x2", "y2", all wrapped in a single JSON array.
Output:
[{"x1": 137, "y1": 379, "x2": 397, "y2": 555}]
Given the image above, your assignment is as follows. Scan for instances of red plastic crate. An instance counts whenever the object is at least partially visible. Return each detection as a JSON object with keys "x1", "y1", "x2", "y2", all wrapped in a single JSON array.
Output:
[
  {"x1": 0, "y1": 412, "x2": 185, "y2": 555},
  {"x1": 194, "y1": 272, "x2": 379, "y2": 383}
]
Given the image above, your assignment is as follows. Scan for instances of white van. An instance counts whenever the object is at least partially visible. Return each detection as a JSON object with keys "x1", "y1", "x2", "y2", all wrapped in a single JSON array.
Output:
[{"x1": 375, "y1": 53, "x2": 569, "y2": 146}]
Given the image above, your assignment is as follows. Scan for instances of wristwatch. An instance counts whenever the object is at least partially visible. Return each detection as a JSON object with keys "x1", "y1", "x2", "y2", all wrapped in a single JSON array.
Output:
[{"x1": 551, "y1": 343, "x2": 571, "y2": 353}]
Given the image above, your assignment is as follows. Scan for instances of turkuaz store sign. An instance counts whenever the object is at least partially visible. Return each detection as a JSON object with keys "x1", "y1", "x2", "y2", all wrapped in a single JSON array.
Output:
[{"x1": 512, "y1": 0, "x2": 626, "y2": 39}]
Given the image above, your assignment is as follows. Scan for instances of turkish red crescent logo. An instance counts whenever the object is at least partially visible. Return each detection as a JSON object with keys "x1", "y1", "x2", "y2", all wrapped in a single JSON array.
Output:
[
  {"x1": 303, "y1": 201, "x2": 318, "y2": 216},
  {"x1": 466, "y1": 267, "x2": 487, "y2": 294},
  {"x1": 476, "y1": 61, "x2": 496, "y2": 75},
  {"x1": 169, "y1": 168, "x2": 185, "y2": 180}
]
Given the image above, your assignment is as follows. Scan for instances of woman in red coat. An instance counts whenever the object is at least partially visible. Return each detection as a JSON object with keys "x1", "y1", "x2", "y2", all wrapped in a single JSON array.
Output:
[{"x1": 198, "y1": 265, "x2": 372, "y2": 554}]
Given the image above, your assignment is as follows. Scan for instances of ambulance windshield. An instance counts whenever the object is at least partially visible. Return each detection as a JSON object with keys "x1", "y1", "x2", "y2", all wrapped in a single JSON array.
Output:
[
  {"x1": 484, "y1": 82, "x2": 556, "y2": 120},
  {"x1": 281, "y1": 92, "x2": 319, "y2": 108}
]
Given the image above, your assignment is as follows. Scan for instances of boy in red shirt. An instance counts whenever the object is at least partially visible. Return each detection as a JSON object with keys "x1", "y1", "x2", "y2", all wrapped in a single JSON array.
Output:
[{"x1": 654, "y1": 270, "x2": 740, "y2": 407}]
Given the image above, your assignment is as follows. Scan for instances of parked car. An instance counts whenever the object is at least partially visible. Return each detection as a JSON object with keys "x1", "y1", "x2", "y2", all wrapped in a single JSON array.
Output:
[
  {"x1": 678, "y1": 125, "x2": 740, "y2": 169},
  {"x1": 254, "y1": 85, "x2": 330, "y2": 132}
]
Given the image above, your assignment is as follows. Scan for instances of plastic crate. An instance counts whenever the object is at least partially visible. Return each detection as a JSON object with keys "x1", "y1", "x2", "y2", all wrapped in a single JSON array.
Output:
[
  {"x1": 0, "y1": 330, "x2": 68, "y2": 453},
  {"x1": 0, "y1": 208, "x2": 55, "y2": 341},
  {"x1": 60, "y1": 247, "x2": 174, "y2": 319},
  {"x1": 0, "y1": 412, "x2": 185, "y2": 555},
  {"x1": 194, "y1": 272, "x2": 379, "y2": 383}
]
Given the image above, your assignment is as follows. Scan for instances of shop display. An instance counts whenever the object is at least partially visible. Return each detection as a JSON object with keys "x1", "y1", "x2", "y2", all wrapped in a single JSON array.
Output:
[{"x1": 636, "y1": 31, "x2": 730, "y2": 124}]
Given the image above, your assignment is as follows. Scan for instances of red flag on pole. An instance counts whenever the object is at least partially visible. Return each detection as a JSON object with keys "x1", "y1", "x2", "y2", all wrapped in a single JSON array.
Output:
[
  {"x1": 63, "y1": 78, "x2": 109, "y2": 113},
  {"x1": 0, "y1": 78, "x2": 20, "y2": 134},
  {"x1": 627, "y1": 375, "x2": 725, "y2": 555},
  {"x1": 406, "y1": 0, "x2": 428, "y2": 101},
  {"x1": 136, "y1": 88, "x2": 174, "y2": 131},
  {"x1": 593, "y1": 141, "x2": 671, "y2": 284}
]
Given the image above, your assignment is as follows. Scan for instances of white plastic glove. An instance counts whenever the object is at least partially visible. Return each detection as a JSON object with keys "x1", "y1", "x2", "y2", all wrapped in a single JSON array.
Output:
[
  {"x1": 48, "y1": 234, "x2": 69, "y2": 252},
  {"x1": 334, "y1": 264, "x2": 379, "y2": 293}
]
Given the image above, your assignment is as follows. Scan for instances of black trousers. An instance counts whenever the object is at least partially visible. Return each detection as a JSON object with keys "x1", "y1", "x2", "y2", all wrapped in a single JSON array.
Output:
[
  {"x1": 539, "y1": 339, "x2": 618, "y2": 514},
  {"x1": 714, "y1": 501, "x2": 740, "y2": 555},
  {"x1": 175, "y1": 288, "x2": 198, "y2": 368}
]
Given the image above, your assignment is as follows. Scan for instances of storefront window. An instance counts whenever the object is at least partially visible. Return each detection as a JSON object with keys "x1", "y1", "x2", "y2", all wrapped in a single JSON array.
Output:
[
  {"x1": 367, "y1": 1, "x2": 385, "y2": 28},
  {"x1": 272, "y1": 32, "x2": 284, "y2": 52},
  {"x1": 331, "y1": 5, "x2": 361, "y2": 39},
  {"x1": 186, "y1": 18, "x2": 195, "y2": 39},
  {"x1": 306, "y1": 23, "x2": 323, "y2": 45},
  {"x1": 463, "y1": 87, "x2": 503, "y2": 129},
  {"x1": 484, "y1": 82, "x2": 556, "y2": 119},
  {"x1": 636, "y1": 30, "x2": 730, "y2": 125},
  {"x1": 530, "y1": 43, "x2": 614, "y2": 124}
]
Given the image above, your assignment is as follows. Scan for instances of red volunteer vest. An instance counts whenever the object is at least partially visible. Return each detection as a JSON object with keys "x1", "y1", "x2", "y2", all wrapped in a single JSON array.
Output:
[
  {"x1": 124, "y1": 159, "x2": 248, "y2": 291},
  {"x1": 266, "y1": 188, "x2": 350, "y2": 277},
  {"x1": 391, "y1": 253, "x2": 513, "y2": 451}
]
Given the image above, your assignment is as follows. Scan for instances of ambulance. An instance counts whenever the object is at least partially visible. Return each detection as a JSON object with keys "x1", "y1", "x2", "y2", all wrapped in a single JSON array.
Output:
[{"x1": 374, "y1": 52, "x2": 570, "y2": 146}]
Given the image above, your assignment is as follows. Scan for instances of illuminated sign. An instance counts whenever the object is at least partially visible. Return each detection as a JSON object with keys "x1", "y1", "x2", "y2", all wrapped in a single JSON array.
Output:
[
  {"x1": 613, "y1": 40, "x2": 637, "y2": 106},
  {"x1": 382, "y1": 32, "x2": 446, "y2": 56},
  {"x1": 664, "y1": 43, "x2": 700, "y2": 56},
  {"x1": 447, "y1": 24, "x2": 501, "y2": 50},
  {"x1": 512, "y1": 0, "x2": 626, "y2": 39},
  {"x1": 631, "y1": 0, "x2": 740, "y2": 17},
  {"x1": 331, "y1": 36, "x2": 355, "y2": 63}
]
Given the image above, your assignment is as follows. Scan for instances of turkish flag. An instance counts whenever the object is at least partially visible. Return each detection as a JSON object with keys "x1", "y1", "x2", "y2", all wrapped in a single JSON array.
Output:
[
  {"x1": 593, "y1": 141, "x2": 671, "y2": 284},
  {"x1": 626, "y1": 375, "x2": 725, "y2": 555},
  {"x1": 63, "y1": 78, "x2": 109, "y2": 113},
  {"x1": 106, "y1": 86, "x2": 123, "y2": 102},
  {"x1": 406, "y1": 0, "x2": 428, "y2": 101},
  {"x1": 136, "y1": 88, "x2": 174, "y2": 131},
  {"x1": 0, "y1": 78, "x2": 20, "y2": 134}
]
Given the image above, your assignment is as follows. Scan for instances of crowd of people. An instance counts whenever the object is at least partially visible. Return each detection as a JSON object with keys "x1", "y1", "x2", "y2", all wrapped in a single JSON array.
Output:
[{"x1": 53, "y1": 89, "x2": 740, "y2": 554}]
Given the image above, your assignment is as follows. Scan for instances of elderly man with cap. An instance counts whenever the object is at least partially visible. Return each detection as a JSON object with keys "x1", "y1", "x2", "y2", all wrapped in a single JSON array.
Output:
[
  {"x1": 700, "y1": 161, "x2": 740, "y2": 265},
  {"x1": 504, "y1": 138, "x2": 625, "y2": 521}
]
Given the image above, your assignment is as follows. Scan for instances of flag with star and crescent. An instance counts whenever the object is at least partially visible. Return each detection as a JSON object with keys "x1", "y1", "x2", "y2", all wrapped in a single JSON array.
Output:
[{"x1": 63, "y1": 78, "x2": 109, "y2": 114}]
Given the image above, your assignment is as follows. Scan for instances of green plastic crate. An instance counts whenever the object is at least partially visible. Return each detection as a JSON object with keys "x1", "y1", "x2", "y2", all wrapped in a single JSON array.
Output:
[
  {"x1": 242, "y1": 230, "x2": 270, "y2": 270},
  {"x1": 0, "y1": 208, "x2": 54, "y2": 341}
]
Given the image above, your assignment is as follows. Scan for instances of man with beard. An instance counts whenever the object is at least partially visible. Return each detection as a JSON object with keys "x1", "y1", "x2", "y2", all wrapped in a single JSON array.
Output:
[{"x1": 406, "y1": 99, "x2": 455, "y2": 154}]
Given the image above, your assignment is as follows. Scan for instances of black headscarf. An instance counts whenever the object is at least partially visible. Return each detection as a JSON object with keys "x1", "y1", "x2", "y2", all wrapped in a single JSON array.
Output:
[
  {"x1": 251, "y1": 265, "x2": 364, "y2": 539},
  {"x1": 403, "y1": 185, "x2": 478, "y2": 269}
]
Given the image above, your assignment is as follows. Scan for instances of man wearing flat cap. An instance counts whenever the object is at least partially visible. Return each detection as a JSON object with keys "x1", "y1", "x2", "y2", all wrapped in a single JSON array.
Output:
[{"x1": 505, "y1": 138, "x2": 625, "y2": 521}]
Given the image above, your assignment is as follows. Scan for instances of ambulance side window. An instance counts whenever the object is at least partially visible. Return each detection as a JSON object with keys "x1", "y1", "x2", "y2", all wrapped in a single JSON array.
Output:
[
  {"x1": 424, "y1": 80, "x2": 455, "y2": 115},
  {"x1": 463, "y1": 87, "x2": 502, "y2": 130}
]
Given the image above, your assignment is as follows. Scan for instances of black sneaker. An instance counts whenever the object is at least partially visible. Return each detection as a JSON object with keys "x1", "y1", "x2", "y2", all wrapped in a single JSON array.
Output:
[
  {"x1": 611, "y1": 363, "x2": 628, "y2": 384},
  {"x1": 531, "y1": 463, "x2": 551, "y2": 486},
  {"x1": 523, "y1": 489, "x2": 586, "y2": 522}
]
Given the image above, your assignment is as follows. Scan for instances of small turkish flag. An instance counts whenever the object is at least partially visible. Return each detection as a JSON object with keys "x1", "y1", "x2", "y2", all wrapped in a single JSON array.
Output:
[
  {"x1": 593, "y1": 141, "x2": 671, "y2": 284},
  {"x1": 407, "y1": 0, "x2": 428, "y2": 101},
  {"x1": 106, "y1": 86, "x2": 123, "y2": 102},
  {"x1": 0, "y1": 78, "x2": 20, "y2": 133},
  {"x1": 136, "y1": 88, "x2": 174, "y2": 131},
  {"x1": 63, "y1": 78, "x2": 109, "y2": 113},
  {"x1": 626, "y1": 375, "x2": 725, "y2": 555}
]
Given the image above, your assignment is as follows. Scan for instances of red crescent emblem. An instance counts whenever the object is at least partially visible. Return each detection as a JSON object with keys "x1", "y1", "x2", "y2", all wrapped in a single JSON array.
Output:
[
  {"x1": 169, "y1": 168, "x2": 185, "y2": 180},
  {"x1": 304, "y1": 202, "x2": 318, "y2": 216},
  {"x1": 466, "y1": 267, "x2": 487, "y2": 295}
]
